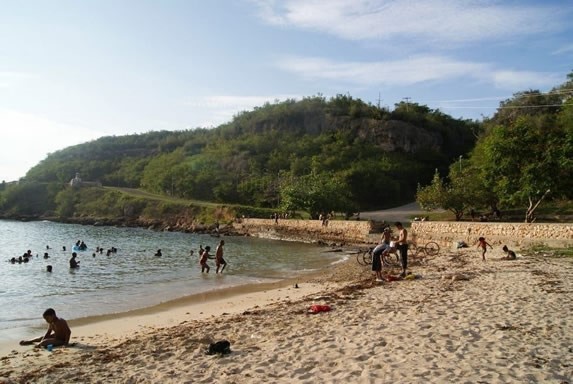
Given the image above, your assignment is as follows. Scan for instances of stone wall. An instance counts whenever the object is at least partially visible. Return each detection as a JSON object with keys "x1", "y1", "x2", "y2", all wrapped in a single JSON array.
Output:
[
  {"x1": 411, "y1": 221, "x2": 573, "y2": 249},
  {"x1": 232, "y1": 218, "x2": 373, "y2": 244},
  {"x1": 232, "y1": 219, "x2": 573, "y2": 249}
]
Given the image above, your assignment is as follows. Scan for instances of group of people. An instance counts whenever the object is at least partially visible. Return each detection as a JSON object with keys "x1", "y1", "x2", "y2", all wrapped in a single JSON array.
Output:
[
  {"x1": 371, "y1": 222, "x2": 409, "y2": 282},
  {"x1": 372, "y1": 224, "x2": 518, "y2": 281},
  {"x1": 8, "y1": 249, "x2": 52, "y2": 264},
  {"x1": 7, "y1": 241, "x2": 123, "y2": 272},
  {"x1": 15, "y1": 239, "x2": 232, "y2": 351},
  {"x1": 74, "y1": 240, "x2": 88, "y2": 251},
  {"x1": 9, "y1": 249, "x2": 34, "y2": 264},
  {"x1": 198, "y1": 240, "x2": 227, "y2": 274}
]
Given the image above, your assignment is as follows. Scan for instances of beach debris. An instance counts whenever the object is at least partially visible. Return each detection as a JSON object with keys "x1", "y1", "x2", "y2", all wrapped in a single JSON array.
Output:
[
  {"x1": 206, "y1": 340, "x2": 231, "y2": 356},
  {"x1": 308, "y1": 304, "x2": 331, "y2": 314},
  {"x1": 496, "y1": 323, "x2": 518, "y2": 331},
  {"x1": 441, "y1": 273, "x2": 471, "y2": 282}
]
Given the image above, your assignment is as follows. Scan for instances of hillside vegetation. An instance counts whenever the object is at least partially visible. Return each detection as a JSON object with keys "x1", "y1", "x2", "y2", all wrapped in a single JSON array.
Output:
[
  {"x1": 417, "y1": 72, "x2": 573, "y2": 222},
  {"x1": 1, "y1": 72, "x2": 571, "y2": 224},
  {"x1": 0, "y1": 95, "x2": 478, "y2": 220}
]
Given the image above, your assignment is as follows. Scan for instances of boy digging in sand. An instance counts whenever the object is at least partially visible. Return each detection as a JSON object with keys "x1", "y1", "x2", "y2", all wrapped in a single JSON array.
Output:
[
  {"x1": 19, "y1": 308, "x2": 71, "y2": 349},
  {"x1": 502, "y1": 245, "x2": 517, "y2": 260}
]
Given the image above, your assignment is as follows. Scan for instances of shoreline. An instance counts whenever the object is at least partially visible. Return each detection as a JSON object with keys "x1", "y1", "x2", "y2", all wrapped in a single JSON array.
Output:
[
  {"x1": 0, "y1": 257, "x2": 351, "y2": 358},
  {"x1": 2, "y1": 248, "x2": 572, "y2": 383}
]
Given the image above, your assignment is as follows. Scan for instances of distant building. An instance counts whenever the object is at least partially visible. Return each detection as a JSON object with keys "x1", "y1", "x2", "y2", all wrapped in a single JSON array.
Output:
[
  {"x1": 70, "y1": 173, "x2": 101, "y2": 188},
  {"x1": 70, "y1": 172, "x2": 82, "y2": 187}
]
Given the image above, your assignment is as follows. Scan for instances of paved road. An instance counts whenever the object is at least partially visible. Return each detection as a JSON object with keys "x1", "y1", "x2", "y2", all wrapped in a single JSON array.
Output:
[{"x1": 360, "y1": 202, "x2": 427, "y2": 224}]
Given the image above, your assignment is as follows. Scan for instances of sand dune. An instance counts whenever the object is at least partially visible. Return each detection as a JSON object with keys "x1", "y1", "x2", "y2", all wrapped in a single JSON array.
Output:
[{"x1": 1, "y1": 247, "x2": 572, "y2": 383}]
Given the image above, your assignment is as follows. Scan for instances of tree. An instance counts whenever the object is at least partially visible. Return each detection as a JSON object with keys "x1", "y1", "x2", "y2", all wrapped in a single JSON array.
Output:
[
  {"x1": 279, "y1": 171, "x2": 356, "y2": 217},
  {"x1": 477, "y1": 115, "x2": 565, "y2": 222},
  {"x1": 417, "y1": 169, "x2": 466, "y2": 221}
]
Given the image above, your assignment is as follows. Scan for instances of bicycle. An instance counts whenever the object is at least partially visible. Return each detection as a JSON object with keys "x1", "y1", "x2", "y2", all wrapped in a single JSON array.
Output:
[
  {"x1": 410, "y1": 241, "x2": 440, "y2": 263},
  {"x1": 357, "y1": 241, "x2": 440, "y2": 266},
  {"x1": 357, "y1": 245, "x2": 401, "y2": 267}
]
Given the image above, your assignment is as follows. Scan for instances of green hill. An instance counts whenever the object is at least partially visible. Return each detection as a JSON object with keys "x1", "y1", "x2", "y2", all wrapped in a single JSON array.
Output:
[{"x1": 0, "y1": 95, "x2": 479, "y2": 220}]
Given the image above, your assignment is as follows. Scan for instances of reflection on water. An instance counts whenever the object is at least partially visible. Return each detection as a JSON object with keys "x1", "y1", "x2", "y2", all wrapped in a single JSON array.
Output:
[{"x1": 0, "y1": 220, "x2": 342, "y2": 331}]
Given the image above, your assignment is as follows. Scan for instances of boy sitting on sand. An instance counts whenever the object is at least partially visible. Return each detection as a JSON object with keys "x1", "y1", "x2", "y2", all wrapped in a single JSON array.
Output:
[
  {"x1": 502, "y1": 245, "x2": 517, "y2": 260},
  {"x1": 19, "y1": 308, "x2": 71, "y2": 349}
]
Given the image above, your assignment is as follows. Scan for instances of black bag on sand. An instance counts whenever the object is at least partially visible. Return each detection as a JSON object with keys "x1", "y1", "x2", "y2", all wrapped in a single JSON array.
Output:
[{"x1": 207, "y1": 340, "x2": 231, "y2": 355}]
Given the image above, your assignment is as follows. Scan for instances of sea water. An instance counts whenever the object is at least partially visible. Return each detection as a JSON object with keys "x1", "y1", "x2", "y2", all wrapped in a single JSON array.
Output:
[{"x1": 0, "y1": 220, "x2": 345, "y2": 336}]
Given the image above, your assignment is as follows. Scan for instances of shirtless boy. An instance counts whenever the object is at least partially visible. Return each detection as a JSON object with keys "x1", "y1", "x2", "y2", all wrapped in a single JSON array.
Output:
[
  {"x1": 200, "y1": 246, "x2": 211, "y2": 273},
  {"x1": 476, "y1": 237, "x2": 493, "y2": 261},
  {"x1": 215, "y1": 240, "x2": 227, "y2": 274},
  {"x1": 395, "y1": 222, "x2": 408, "y2": 277},
  {"x1": 502, "y1": 245, "x2": 517, "y2": 260},
  {"x1": 19, "y1": 308, "x2": 71, "y2": 349}
]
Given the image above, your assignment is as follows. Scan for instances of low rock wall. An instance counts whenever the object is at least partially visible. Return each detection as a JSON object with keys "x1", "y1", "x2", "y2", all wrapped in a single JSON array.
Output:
[
  {"x1": 232, "y1": 218, "x2": 373, "y2": 244},
  {"x1": 411, "y1": 221, "x2": 573, "y2": 249},
  {"x1": 233, "y1": 219, "x2": 573, "y2": 249}
]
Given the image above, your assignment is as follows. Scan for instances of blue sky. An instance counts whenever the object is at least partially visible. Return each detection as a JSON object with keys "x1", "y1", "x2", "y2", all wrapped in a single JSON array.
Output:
[{"x1": 1, "y1": 0, "x2": 572, "y2": 181}]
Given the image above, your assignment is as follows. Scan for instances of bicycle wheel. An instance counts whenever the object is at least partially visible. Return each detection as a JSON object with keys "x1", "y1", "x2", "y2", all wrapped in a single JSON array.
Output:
[
  {"x1": 356, "y1": 250, "x2": 366, "y2": 266},
  {"x1": 408, "y1": 242, "x2": 418, "y2": 257},
  {"x1": 363, "y1": 250, "x2": 373, "y2": 265},
  {"x1": 382, "y1": 252, "x2": 400, "y2": 267},
  {"x1": 424, "y1": 241, "x2": 440, "y2": 258}
]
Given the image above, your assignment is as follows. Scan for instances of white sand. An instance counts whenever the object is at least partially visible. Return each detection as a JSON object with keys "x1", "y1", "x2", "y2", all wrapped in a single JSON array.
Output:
[{"x1": 1, "y1": 248, "x2": 572, "y2": 383}]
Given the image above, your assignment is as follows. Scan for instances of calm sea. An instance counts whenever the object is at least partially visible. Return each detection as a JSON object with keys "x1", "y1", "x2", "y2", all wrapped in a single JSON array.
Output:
[{"x1": 0, "y1": 220, "x2": 345, "y2": 336}]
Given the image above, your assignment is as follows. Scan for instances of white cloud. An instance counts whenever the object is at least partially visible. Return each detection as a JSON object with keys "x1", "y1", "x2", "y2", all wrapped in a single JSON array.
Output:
[
  {"x1": 277, "y1": 55, "x2": 488, "y2": 85},
  {"x1": 276, "y1": 54, "x2": 562, "y2": 91},
  {"x1": 253, "y1": 0, "x2": 562, "y2": 44},
  {"x1": 491, "y1": 70, "x2": 564, "y2": 90},
  {"x1": 552, "y1": 44, "x2": 573, "y2": 55}
]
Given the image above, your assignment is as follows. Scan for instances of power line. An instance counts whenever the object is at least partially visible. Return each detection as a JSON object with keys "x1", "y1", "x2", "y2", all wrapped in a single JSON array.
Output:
[
  {"x1": 440, "y1": 104, "x2": 565, "y2": 110},
  {"x1": 422, "y1": 88, "x2": 573, "y2": 105}
]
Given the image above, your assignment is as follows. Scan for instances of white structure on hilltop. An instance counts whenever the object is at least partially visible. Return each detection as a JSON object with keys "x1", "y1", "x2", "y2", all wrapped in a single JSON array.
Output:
[
  {"x1": 69, "y1": 172, "x2": 102, "y2": 188},
  {"x1": 70, "y1": 172, "x2": 82, "y2": 187}
]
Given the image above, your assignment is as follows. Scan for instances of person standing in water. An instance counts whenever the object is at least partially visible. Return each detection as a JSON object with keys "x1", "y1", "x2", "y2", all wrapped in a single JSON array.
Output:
[
  {"x1": 69, "y1": 253, "x2": 80, "y2": 269},
  {"x1": 200, "y1": 246, "x2": 211, "y2": 273},
  {"x1": 215, "y1": 240, "x2": 227, "y2": 274}
]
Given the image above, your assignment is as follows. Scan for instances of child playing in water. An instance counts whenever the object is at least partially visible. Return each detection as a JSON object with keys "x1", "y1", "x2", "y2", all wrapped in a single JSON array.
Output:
[
  {"x1": 19, "y1": 308, "x2": 71, "y2": 349},
  {"x1": 200, "y1": 246, "x2": 211, "y2": 273},
  {"x1": 476, "y1": 237, "x2": 493, "y2": 261}
]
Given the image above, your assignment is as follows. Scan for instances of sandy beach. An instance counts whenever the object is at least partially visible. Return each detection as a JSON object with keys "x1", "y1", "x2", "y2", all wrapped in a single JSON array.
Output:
[{"x1": 1, "y1": 246, "x2": 572, "y2": 383}]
